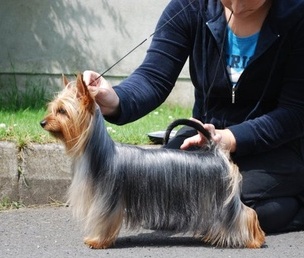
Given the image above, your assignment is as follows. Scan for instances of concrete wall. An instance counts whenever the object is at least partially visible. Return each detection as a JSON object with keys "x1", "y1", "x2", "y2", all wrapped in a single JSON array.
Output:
[
  {"x1": 0, "y1": 142, "x2": 71, "y2": 205},
  {"x1": 0, "y1": 141, "x2": 160, "y2": 205},
  {"x1": 0, "y1": 0, "x2": 194, "y2": 107}
]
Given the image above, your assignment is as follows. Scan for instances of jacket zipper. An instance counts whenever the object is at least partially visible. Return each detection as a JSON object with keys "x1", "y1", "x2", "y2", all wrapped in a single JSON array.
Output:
[{"x1": 232, "y1": 84, "x2": 237, "y2": 104}]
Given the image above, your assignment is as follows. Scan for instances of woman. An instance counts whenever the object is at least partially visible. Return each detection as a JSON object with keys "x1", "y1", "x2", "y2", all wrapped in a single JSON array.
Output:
[{"x1": 83, "y1": 0, "x2": 304, "y2": 233}]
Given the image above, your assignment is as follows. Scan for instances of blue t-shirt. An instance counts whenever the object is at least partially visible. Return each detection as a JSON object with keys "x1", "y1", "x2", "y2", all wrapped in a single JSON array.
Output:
[{"x1": 226, "y1": 27, "x2": 259, "y2": 86}]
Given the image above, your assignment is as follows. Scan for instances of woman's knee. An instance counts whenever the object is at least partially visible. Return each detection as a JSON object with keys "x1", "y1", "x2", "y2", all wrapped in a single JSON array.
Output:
[{"x1": 252, "y1": 197, "x2": 300, "y2": 233}]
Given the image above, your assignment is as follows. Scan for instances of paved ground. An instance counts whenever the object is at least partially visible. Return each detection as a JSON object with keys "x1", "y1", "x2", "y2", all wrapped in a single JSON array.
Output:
[{"x1": 0, "y1": 206, "x2": 304, "y2": 258}]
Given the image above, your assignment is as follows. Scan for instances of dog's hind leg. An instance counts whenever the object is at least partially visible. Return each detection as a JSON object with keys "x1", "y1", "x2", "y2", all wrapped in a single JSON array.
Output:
[
  {"x1": 84, "y1": 207, "x2": 124, "y2": 249},
  {"x1": 243, "y1": 206, "x2": 265, "y2": 248}
]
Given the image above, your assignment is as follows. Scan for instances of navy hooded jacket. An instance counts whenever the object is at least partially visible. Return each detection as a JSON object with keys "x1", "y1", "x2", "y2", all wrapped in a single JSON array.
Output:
[{"x1": 110, "y1": 0, "x2": 304, "y2": 157}]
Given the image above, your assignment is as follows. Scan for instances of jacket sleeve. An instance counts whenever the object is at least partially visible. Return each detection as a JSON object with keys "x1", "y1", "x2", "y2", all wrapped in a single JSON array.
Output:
[
  {"x1": 229, "y1": 18, "x2": 304, "y2": 157},
  {"x1": 107, "y1": 0, "x2": 194, "y2": 125}
]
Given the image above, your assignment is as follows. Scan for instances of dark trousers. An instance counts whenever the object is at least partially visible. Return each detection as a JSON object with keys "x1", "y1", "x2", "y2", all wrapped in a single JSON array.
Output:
[{"x1": 164, "y1": 126, "x2": 304, "y2": 233}]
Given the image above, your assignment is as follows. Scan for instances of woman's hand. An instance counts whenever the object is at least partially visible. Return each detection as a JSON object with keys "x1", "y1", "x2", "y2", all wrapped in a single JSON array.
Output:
[
  {"x1": 83, "y1": 70, "x2": 120, "y2": 116},
  {"x1": 180, "y1": 118, "x2": 236, "y2": 152}
]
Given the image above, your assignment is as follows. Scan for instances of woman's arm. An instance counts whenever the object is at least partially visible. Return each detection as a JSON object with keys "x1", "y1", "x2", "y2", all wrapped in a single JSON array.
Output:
[{"x1": 106, "y1": 0, "x2": 197, "y2": 124}]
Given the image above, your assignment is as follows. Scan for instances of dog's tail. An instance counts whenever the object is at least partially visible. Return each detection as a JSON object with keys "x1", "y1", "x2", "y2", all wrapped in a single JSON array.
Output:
[{"x1": 163, "y1": 118, "x2": 212, "y2": 145}]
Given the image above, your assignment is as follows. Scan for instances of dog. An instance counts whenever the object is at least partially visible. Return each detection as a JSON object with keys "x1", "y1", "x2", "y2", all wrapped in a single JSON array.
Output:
[{"x1": 40, "y1": 73, "x2": 265, "y2": 249}]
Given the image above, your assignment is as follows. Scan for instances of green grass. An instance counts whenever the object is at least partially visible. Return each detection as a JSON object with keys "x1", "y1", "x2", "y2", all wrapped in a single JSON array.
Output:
[
  {"x1": 105, "y1": 104, "x2": 191, "y2": 144},
  {"x1": 0, "y1": 109, "x2": 52, "y2": 148},
  {"x1": 0, "y1": 104, "x2": 191, "y2": 147},
  {"x1": 0, "y1": 197, "x2": 24, "y2": 211},
  {"x1": 0, "y1": 76, "x2": 191, "y2": 147},
  {"x1": 0, "y1": 77, "x2": 50, "y2": 111}
]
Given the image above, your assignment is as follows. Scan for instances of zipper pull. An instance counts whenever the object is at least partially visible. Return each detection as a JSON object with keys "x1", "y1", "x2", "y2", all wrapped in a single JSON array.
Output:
[{"x1": 232, "y1": 85, "x2": 236, "y2": 104}]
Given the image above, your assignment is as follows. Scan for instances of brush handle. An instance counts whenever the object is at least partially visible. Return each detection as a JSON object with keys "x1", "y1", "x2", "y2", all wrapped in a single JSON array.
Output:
[{"x1": 163, "y1": 119, "x2": 211, "y2": 145}]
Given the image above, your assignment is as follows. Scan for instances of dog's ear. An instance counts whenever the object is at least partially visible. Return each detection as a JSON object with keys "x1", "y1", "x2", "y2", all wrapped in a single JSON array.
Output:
[
  {"x1": 76, "y1": 73, "x2": 95, "y2": 113},
  {"x1": 62, "y1": 74, "x2": 69, "y2": 87},
  {"x1": 76, "y1": 73, "x2": 89, "y2": 97}
]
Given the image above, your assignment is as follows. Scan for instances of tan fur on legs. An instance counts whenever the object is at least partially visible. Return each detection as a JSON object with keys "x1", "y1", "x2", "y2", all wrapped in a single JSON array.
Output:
[
  {"x1": 84, "y1": 205, "x2": 124, "y2": 249},
  {"x1": 245, "y1": 206, "x2": 265, "y2": 248}
]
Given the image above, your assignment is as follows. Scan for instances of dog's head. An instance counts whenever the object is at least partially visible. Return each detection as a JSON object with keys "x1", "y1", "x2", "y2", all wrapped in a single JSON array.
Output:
[{"x1": 40, "y1": 73, "x2": 95, "y2": 155}]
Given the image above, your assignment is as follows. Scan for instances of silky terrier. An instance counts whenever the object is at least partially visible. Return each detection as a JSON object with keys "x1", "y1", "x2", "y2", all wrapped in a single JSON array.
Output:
[{"x1": 40, "y1": 74, "x2": 265, "y2": 249}]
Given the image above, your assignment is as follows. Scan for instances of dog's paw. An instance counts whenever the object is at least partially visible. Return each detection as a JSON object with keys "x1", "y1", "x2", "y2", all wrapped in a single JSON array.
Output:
[{"x1": 84, "y1": 237, "x2": 114, "y2": 249}]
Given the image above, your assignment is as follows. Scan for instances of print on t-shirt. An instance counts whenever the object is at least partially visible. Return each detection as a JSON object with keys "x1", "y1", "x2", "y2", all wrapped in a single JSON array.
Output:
[{"x1": 226, "y1": 27, "x2": 259, "y2": 86}]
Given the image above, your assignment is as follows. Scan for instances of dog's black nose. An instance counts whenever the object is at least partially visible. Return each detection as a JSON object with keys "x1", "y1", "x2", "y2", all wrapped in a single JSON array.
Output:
[{"x1": 40, "y1": 120, "x2": 47, "y2": 128}]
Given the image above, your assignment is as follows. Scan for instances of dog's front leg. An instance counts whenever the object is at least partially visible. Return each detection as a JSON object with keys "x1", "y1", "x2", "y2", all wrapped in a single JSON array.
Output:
[
  {"x1": 84, "y1": 208, "x2": 124, "y2": 249},
  {"x1": 84, "y1": 223, "x2": 121, "y2": 249},
  {"x1": 84, "y1": 235, "x2": 116, "y2": 249}
]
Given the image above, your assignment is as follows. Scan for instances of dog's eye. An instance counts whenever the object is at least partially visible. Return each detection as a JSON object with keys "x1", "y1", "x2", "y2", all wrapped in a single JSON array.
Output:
[{"x1": 57, "y1": 108, "x2": 67, "y2": 115}]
